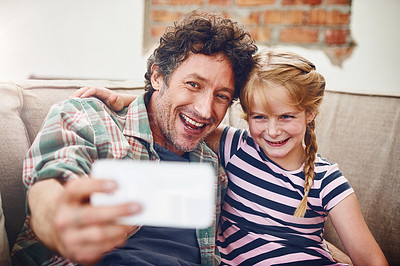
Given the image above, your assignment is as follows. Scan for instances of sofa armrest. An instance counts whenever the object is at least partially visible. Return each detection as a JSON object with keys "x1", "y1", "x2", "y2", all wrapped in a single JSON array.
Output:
[{"x1": 0, "y1": 196, "x2": 11, "y2": 266}]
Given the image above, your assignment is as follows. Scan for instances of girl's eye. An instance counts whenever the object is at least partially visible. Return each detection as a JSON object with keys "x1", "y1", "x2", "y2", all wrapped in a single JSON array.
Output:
[
  {"x1": 282, "y1": 115, "x2": 295, "y2": 119},
  {"x1": 252, "y1": 115, "x2": 265, "y2": 120}
]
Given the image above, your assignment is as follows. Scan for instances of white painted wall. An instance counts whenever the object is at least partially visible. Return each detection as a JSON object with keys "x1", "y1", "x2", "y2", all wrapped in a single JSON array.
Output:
[
  {"x1": 0, "y1": 0, "x2": 148, "y2": 82},
  {"x1": 1, "y1": 0, "x2": 399, "y2": 96}
]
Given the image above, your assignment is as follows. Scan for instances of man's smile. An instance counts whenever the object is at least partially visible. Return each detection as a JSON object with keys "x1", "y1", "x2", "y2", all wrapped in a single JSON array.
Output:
[{"x1": 180, "y1": 113, "x2": 206, "y2": 130}]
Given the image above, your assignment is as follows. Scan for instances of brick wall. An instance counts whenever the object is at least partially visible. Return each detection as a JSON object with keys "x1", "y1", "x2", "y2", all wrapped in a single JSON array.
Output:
[{"x1": 144, "y1": 0, "x2": 354, "y2": 66}]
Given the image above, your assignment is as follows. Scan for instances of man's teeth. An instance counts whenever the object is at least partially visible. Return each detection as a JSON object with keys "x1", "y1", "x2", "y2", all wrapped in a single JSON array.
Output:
[{"x1": 181, "y1": 114, "x2": 204, "y2": 128}]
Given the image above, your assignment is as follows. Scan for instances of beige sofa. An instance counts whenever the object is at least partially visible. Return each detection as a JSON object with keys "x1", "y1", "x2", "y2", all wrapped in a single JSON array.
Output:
[{"x1": 0, "y1": 80, "x2": 399, "y2": 265}]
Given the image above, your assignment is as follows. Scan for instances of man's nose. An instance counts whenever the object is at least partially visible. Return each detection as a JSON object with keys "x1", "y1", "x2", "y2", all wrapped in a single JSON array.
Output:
[{"x1": 194, "y1": 91, "x2": 213, "y2": 119}]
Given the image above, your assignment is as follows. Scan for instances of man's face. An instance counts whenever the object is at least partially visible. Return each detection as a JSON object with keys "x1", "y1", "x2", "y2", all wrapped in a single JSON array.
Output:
[{"x1": 149, "y1": 53, "x2": 235, "y2": 155}]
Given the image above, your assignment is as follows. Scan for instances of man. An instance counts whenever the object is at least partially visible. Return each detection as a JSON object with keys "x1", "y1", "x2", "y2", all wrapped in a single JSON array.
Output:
[{"x1": 11, "y1": 10, "x2": 257, "y2": 265}]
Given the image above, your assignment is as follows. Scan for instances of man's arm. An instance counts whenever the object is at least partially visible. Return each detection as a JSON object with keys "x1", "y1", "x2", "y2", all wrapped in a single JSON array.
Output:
[
  {"x1": 28, "y1": 178, "x2": 140, "y2": 265},
  {"x1": 24, "y1": 99, "x2": 141, "y2": 264}
]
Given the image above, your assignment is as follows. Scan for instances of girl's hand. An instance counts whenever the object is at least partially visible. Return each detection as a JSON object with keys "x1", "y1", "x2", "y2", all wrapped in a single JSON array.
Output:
[{"x1": 70, "y1": 86, "x2": 135, "y2": 111}]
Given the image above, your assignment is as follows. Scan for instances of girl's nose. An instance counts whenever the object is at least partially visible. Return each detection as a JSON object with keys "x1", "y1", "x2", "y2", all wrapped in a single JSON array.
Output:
[{"x1": 267, "y1": 119, "x2": 280, "y2": 138}]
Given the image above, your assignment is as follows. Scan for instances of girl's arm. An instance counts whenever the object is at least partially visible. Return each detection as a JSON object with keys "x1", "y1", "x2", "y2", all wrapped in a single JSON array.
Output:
[
  {"x1": 70, "y1": 87, "x2": 137, "y2": 111},
  {"x1": 329, "y1": 193, "x2": 388, "y2": 266}
]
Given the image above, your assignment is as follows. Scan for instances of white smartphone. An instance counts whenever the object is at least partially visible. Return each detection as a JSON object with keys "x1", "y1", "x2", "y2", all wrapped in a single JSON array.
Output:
[{"x1": 91, "y1": 159, "x2": 216, "y2": 229}]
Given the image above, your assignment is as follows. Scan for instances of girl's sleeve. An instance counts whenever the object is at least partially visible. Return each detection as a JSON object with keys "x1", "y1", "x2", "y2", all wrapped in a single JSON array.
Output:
[{"x1": 320, "y1": 163, "x2": 355, "y2": 212}]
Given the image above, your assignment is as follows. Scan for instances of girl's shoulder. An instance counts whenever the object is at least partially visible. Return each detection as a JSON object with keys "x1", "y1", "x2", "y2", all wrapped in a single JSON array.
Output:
[{"x1": 315, "y1": 154, "x2": 338, "y2": 168}]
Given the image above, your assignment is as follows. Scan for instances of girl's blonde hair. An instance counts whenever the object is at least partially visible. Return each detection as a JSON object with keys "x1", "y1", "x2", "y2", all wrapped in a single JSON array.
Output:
[{"x1": 240, "y1": 49, "x2": 326, "y2": 217}]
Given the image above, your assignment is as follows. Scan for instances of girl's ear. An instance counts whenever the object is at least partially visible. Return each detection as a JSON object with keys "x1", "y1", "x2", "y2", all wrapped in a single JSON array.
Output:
[
  {"x1": 306, "y1": 111, "x2": 316, "y2": 124},
  {"x1": 150, "y1": 64, "x2": 163, "y2": 91}
]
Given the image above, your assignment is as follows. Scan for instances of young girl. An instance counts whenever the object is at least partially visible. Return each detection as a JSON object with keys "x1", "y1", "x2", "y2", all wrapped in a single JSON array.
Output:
[
  {"x1": 73, "y1": 50, "x2": 387, "y2": 265},
  {"x1": 208, "y1": 50, "x2": 387, "y2": 265}
]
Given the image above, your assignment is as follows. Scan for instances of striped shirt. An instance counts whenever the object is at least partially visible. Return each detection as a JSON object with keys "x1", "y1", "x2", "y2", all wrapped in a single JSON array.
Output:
[
  {"x1": 11, "y1": 94, "x2": 227, "y2": 266},
  {"x1": 217, "y1": 126, "x2": 354, "y2": 266}
]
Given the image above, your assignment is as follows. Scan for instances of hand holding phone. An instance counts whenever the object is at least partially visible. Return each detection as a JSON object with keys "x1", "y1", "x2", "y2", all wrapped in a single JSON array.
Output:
[{"x1": 91, "y1": 160, "x2": 216, "y2": 229}]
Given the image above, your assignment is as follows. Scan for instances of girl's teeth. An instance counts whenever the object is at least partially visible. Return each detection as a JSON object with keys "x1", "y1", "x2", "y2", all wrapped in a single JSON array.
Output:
[{"x1": 268, "y1": 139, "x2": 287, "y2": 144}]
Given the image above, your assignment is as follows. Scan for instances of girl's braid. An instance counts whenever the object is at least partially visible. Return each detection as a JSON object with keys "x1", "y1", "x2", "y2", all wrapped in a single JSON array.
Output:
[{"x1": 294, "y1": 119, "x2": 318, "y2": 217}]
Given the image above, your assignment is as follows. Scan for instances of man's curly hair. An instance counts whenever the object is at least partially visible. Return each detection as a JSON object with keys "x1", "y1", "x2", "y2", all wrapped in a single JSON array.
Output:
[{"x1": 144, "y1": 10, "x2": 257, "y2": 101}]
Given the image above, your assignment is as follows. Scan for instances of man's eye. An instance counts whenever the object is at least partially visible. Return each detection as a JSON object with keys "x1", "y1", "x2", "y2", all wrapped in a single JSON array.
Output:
[
  {"x1": 187, "y1": 82, "x2": 199, "y2": 88},
  {"x1": 216, "y1": 94, "x2": 231, "y2": 103}
]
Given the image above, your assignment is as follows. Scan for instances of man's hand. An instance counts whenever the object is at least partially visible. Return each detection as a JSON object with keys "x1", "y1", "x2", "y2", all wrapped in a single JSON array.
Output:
[
  {"x1": 29, "y1": 178, "x2": 142, "y2": 265},
  {"x1": 70, "y1": 86, "x2": 136, "y2": 111},
  {"x1": 326, "y1": 240, "x2": 353, "y2": 265}
]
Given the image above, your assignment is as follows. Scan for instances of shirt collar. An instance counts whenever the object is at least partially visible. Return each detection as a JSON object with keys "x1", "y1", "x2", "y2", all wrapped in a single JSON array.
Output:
[{"x1": 123, "y1": 93, "x2": 154, "y2": 144}]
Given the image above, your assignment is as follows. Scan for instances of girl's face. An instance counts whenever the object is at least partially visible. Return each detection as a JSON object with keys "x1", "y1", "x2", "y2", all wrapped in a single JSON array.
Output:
[{"x1": 247, "y1": 83, "x2": 314, "y2": 170}]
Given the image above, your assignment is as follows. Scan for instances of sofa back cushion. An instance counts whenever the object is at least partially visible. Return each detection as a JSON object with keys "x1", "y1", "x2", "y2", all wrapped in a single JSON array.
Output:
[{"x1": 19, "y1": 80, "x2": 144, "y2": 144}]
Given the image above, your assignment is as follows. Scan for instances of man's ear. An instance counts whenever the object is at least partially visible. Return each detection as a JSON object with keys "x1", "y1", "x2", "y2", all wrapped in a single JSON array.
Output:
[{"x1": 151, "y1": 64, "x2": 163, "y2": 91}]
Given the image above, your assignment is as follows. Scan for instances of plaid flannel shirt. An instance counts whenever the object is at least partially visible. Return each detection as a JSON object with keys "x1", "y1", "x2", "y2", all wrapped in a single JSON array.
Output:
[{"x1": 12, "y1": 94, "x2": 227, "y2": 266}]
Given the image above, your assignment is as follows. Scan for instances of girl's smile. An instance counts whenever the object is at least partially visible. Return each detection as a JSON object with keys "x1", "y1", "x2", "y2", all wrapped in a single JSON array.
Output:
[{"x1": 264, "y1": 137, "x2": 290, "y2": 147}]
